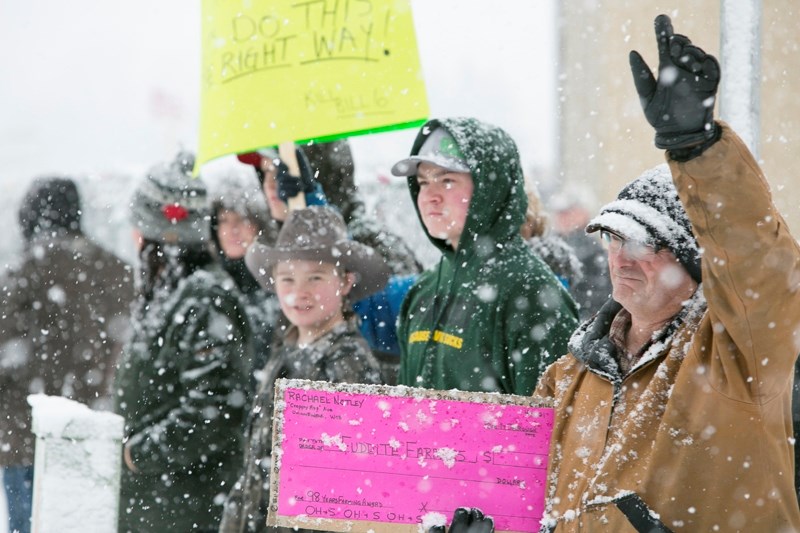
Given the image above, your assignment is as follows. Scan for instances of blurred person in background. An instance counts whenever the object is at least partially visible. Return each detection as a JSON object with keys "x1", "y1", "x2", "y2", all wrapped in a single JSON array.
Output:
[
  {"x1": 549, "y1": 186, "x2": 611, "y2": 319},
  {"x1": 209, "y1": 168, "x2": 281, "y2": 397},
  {"x1": 0, "y1": 176, "x2": 132, "y2": 533},
  {"x1": 115, "y1": 153, "x2": 252, "y2": 533},
  {"x1": 520, "y1": 176, "x2": 583, "y2": 291},
  {"x1": 236, "y1": 146, "x2": 326, "y2": 224}
]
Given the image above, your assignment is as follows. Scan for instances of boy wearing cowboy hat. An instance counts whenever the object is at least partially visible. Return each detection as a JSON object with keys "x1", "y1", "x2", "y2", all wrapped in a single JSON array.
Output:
[{"x1": 220, "y1": 206, "x2": 390, "y2": 533}]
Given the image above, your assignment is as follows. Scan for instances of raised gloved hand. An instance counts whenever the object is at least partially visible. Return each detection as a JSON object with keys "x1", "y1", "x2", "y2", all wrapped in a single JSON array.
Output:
[
  {"x1": 629, "y1": 14, "x2": 720, "y2": 150},
  {"x1": 429, "y1": 507, "x2": 495, "y2": 533},
  {"x1": 276, "y1": 147, "x2": 316, "y2": 202}
]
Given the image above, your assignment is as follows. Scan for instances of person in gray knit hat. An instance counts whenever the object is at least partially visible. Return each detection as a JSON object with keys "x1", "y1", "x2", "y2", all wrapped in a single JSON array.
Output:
[
  {"x1": 208, "y1": 168, "x2": 281, "y2": 404},
  {"x1": 114, "y1": 151, "x2": 252, "y2": 532},
  {"x1": 130, "y1": 150, "x2": 210, "y2": 245}
]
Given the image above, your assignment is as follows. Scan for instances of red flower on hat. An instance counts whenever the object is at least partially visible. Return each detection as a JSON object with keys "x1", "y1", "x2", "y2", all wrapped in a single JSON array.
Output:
[{"x1": 162, "y1": 203, "x2": 189, "y2": 222}]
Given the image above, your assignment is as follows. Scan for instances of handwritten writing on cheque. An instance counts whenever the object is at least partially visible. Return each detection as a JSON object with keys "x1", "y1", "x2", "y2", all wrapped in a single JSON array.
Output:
[{"x1": 268, "y1": 379, "x2": 553, "y2": 533}]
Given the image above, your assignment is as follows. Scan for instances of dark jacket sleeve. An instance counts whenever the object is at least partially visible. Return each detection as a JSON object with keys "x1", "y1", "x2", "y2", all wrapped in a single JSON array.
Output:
[{"x1": 127, "y1": 289, "x2": 249, "y2": 473}]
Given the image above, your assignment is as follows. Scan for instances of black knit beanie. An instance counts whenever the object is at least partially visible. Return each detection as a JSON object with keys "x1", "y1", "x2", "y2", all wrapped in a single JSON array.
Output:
[{"x1": 19, "y1": 176, "x2": 82, "y2": 243}]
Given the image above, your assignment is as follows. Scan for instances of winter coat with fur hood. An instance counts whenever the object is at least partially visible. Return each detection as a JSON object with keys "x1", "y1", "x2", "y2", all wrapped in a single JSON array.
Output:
[
  {"x1": 535, "y1": 123, "x2": 800, "y2": 532},
  {"x1": 397, "y1": 118, "x2": 578, "y2": 396}
]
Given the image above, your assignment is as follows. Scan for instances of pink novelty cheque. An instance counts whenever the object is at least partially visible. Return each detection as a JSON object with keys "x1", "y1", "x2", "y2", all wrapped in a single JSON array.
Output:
[{"x1": 268, "y1": 379, "x2": 553, "y2": 533}]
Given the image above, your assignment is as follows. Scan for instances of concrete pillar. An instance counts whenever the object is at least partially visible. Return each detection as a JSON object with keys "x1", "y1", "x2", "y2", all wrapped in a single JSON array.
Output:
[
  {"x1": 28, "y1": 395, "x2": 124, "y2": 533},
  {"x1": 720, "y1": 0, "x2": 762, "y2": 158}
]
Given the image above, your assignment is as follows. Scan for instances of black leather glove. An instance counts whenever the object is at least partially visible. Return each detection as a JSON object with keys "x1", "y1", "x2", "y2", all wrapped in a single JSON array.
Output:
[
  {"x1": 276, "y1": 147, "x2": 316, "y2": 202},
  {"x1": 629, "y1": 14, "x2": 720, "y2": 150},
  {"x1": 429, "y1": 507, "x2": 495, "y2": 533}
]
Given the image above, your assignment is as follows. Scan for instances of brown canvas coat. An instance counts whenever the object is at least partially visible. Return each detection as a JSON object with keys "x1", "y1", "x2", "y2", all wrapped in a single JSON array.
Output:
[{"x1": 535, "y1": 123, "x2": 800, "y2": 532}]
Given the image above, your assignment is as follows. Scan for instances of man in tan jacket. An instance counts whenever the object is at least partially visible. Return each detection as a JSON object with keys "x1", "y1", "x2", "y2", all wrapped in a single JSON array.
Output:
[{"x1": 536, "y1": 15, "x2": 800, "y2": 532}]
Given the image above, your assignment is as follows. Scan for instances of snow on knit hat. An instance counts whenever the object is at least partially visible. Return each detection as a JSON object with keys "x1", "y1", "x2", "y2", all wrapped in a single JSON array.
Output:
[
  {"x1": 585, "y1": 164, "x2": 702, "y2": 282},
  {"x1": 130, "y1": 151, "x2": 211, "y2": 244}
]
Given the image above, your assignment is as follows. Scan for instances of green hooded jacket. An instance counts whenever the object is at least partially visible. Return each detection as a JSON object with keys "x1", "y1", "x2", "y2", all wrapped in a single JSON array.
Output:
[{"x1": 397, "y1": 118, "x2": 578, "y2": 395}]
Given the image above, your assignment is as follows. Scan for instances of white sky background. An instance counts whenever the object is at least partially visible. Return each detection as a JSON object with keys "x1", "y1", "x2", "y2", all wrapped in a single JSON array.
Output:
[{"x1": 0, "y1": 0, "x2": 557, "y2": 187}]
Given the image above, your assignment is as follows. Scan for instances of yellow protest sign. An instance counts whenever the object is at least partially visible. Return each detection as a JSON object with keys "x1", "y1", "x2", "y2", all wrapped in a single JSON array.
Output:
[{"x1": 197, "y1": 0, "x2": 429, "y2": 169}]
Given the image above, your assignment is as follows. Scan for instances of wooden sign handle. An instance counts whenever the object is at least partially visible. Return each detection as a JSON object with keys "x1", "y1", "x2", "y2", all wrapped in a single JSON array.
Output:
[{"x1": 278, "y1": 141, "x2": 306, "y2": 211}]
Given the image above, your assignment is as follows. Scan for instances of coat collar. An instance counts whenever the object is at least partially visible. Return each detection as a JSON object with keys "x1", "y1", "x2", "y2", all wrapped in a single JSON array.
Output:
[{"x1": 569, "y1": 288, "x2": 707, "y2": 382}]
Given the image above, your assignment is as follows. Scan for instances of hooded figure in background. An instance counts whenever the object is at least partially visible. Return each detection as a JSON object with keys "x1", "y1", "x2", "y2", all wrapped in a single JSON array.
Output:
[
  {"x1": 392, "y1": 118, "x2": 578, "y2": 396},
  {"x1": 304, "y1": 140, "x2": 422, "y2": 276},
  {"x1": 114, "y1": 153, "x2": 252, "y2": 533},
  {"x1": 0, "y1": 176, "x2": 132, "y2": 533},
  {"x1": 520, "y1": 176, "x2": 584, "y2": 291}
]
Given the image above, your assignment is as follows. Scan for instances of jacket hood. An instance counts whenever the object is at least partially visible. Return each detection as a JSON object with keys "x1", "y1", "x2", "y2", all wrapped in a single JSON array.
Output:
[
  {"x1": 569, "y1": 288, "x2": 707, "y2": 382},
  {"x1": 405, "y1": 118, "x2": 527, "y2": 255},
  {"x1": 303, "y1": 140, "x2": 362, "y2": 224}
]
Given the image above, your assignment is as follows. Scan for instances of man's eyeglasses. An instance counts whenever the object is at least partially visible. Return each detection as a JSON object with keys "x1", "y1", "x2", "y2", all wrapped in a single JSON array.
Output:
[{"x1": 599, "y1": 229, "x2": 660, "y2": 261}]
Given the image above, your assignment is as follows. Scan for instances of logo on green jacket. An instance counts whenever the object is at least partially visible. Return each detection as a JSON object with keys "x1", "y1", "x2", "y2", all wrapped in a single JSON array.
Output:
[{"x1": 438, "y1": 136, "x2": 465, "y2": 161}]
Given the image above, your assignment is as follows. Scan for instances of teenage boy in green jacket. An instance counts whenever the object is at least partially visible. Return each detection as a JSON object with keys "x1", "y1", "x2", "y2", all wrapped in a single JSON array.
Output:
[{"x1": 391, "y1": 118, "x2": 578, "y2": 396}]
